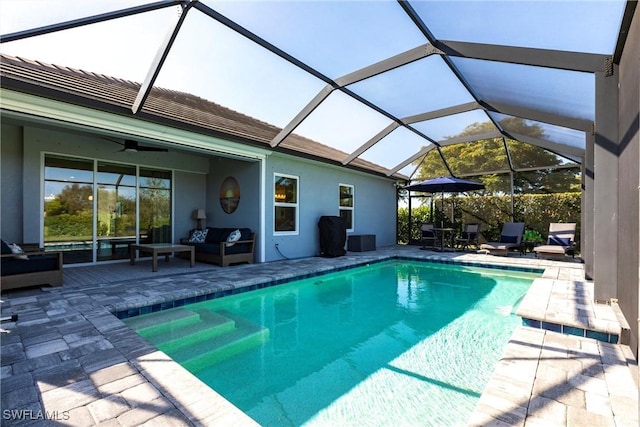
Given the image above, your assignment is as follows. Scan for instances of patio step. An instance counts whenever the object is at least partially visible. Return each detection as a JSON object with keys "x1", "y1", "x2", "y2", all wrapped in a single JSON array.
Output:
[
  {"x1": 124, "y1": 308, "x2": 201, "y2": 337},
  {"x1": 172, "y1": 311, "x2": 269, "y2": 372},
  {"x1": 151, "y1": 310, "x2": 237, "y2": 353}
]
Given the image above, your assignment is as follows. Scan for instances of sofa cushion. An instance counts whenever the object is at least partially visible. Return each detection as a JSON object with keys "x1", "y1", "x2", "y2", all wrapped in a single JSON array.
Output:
[
  {"x1": 225, "y1": 243, "x2": 250, "y2": 255},
  {"x1": 1, "y1": 255, "x2": 59, "y2": 276},
  {"x1": 204, "y1": 227, "x2": 252, "y2": 244},
  {"x1": 1, "y1": 239, "x2": 12, "y2": 255},
  {"x1": 205, "y1": 227, "x2": 226, "y2": 243},
  {"x1": 193, "y1": 243, "x2": 220, "y2": 255},
  {"x1": 500, "y1": 235, "x2": 518, "y2": 244},
  {"x1": 194, "y1": 242, "x2": 249, "y2": 256}
]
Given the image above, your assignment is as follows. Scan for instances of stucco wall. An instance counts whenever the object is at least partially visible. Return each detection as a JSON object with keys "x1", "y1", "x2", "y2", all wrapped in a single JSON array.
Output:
[
  {"x1": 264, "y1": 154, "x2": 397, "y2": 262},
  {"x1": 0, "y1": 124, "x2": 24, "y2": 243},
  {"x1": 617, "y1": 5, "x2": 640, "y2": 357},
  {"x1": 200, "y1": 156, "x2": 262, "y2": 261}
]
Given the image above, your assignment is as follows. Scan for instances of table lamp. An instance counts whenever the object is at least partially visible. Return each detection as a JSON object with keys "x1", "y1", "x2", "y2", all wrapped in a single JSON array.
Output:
[{"x1": 192, "y1": 209, "x2": 206, "y2": 230}]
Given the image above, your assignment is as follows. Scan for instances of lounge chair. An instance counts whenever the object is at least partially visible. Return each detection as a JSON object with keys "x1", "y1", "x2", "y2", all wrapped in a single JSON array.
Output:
[
  {"x1": 533, "y1": 223, "x2": 577, "y2": 260},
  {"x1": 455, "y1": 223, "x2": 480, "y2": 251},
  {"x1": 479, "y1": 222, "x2": 525, "y2": 256},
  {"x1": 419, "y1": 223, "x2": 438, "y2": 250}
]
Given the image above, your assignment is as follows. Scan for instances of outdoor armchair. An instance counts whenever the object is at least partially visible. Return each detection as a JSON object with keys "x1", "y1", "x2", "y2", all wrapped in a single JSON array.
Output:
[
  {"x1": 455, "y1": 223, "x2": 480, "y2": 251},
  {"x1": 419, "y1": 223, "x2": 438, "y2": 250}
]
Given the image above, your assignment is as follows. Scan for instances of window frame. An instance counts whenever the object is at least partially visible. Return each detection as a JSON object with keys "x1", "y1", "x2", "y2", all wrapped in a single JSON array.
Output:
[
  {"x1": 339, "y1": 183, "x2": 355, "y2": 232},
  {"x1": 274, "y1": 172, "x2": 299, "y2": 235}
]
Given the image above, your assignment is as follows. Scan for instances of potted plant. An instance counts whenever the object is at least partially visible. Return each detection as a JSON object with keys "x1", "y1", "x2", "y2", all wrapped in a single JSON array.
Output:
[
  {"x1": 523, "y1": 229, "x2": 543, "y2": 243},
  {"x1": 523, "y1": 229, "x2": 543, "y2": 253}
]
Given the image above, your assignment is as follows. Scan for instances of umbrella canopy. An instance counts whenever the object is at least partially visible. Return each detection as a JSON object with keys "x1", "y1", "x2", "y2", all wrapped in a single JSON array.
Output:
[
  {"x1": 404, "y1": 176, "x2": 485, "y2": 193},
  {"x1": 404, "y1": 177, "x2": 486, "y2": 237}
]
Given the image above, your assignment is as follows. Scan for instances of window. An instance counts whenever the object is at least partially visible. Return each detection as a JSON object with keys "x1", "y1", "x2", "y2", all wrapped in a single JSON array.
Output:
[
  {"x1": 339, "y1": 184, "x2": 354, "y2": 231},
  {"x1": 43, "y1": 154, "x2": 172, "y2": 264},
  {"x1": 274, "y1": 173, "x2": 298, "y2": 234}
]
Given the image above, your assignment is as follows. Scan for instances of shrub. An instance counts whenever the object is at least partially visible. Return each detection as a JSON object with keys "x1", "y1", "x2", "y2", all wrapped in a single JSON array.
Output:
[{"x1": 398, "y1": 192, "x2": 581, "y2": 248}]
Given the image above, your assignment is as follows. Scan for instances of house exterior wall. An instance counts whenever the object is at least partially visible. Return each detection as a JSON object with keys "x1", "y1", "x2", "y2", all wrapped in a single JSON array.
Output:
[
  {"x1": 0, "y1": 123, "x2": 210, "y2": 247},
  {"x1": 0, "y1": 124, "x2": 24, "y2": 243},
  {"x1": 1, "y1": 120, "x2": 398, "y2": 265},
  {"x1": 264, "y1": 154, "x2": 397, "y2": 262},
  {"x1": 616, "y1": 5, "x2": 640, "y2": 357},
  {"x1": 202, "y1": 156, "x2": 262, "y2": 261}
]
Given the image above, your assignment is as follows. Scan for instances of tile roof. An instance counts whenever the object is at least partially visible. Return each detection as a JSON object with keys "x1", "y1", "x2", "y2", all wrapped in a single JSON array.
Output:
[{"x1": 0, "y1": 54, "x2": 403, "y2": 179}]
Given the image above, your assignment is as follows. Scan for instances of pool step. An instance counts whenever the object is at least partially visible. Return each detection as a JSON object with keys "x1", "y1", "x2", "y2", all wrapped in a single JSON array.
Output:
[
  {"x1": 124, "y1": 308, "x2": 201, "y2": 337},
  {"x1": 172, "y1": 312, "x2": 270, "y2": 372},
  {"x1": 149, "y1": 310, "x2": 237, "y2": 353}
]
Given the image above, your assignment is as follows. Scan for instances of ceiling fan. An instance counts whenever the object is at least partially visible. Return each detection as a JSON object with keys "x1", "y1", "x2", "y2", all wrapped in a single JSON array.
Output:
[{"x1": 118, "y1": 139, "x2": 168, "y2": 153}]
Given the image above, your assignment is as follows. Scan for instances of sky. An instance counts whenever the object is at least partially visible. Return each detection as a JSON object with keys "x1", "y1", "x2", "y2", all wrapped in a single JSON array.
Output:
[{"x1": 0, "y1": 0, "x2": 627, "y2": 176}]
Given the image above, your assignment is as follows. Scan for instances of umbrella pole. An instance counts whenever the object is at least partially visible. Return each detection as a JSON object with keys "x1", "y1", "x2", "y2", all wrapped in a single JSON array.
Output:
[
  {"x1": 430, "y1": 196, "x2": 434, "y2": 223},
  {"x1": 441, "y1": 192, "x2": 444, "y2": 228}
]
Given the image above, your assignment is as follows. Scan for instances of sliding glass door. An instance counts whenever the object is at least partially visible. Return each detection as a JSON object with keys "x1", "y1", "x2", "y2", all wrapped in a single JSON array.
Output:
[
  {"x1": 96, "y1": 162, "x2": 137, "y2": 261},
  {"x1": 139, "y1": 168, "x2": 172, "y2": 244},
  {"x1": 44, "y1": 154, "x2": 172, "y2": 264},
  {"x1": 44, "y1": 155, "x2": 95, "y2": 264}
]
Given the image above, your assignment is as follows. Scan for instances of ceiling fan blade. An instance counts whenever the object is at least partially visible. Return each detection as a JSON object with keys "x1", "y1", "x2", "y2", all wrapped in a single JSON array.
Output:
[
  {"x1": 137, "y1": 145, "x2": 168, "y2": 152},
  {"x1": 123, "y1": 139, "x2": 168, "y2": 152}
]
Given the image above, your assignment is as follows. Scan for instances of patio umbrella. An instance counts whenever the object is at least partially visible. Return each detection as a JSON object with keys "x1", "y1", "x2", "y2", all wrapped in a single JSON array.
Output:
[
  {"x1": 404, "y1": 176, "x2": 485, "y2": 194},
  {"x1": 404, "y1": 177, "x2": 485, "y2": 247}
]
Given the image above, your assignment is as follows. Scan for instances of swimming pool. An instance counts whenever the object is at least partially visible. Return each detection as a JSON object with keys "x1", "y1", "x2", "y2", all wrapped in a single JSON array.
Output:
[{"x1": 124, "y1": 259, "x2": 540, "y2": 426}]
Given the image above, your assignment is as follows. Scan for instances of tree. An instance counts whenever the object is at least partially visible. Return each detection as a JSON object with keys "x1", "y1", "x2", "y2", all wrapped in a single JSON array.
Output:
[
  {"x1": 47, "y1": 183, "x2": 93, "y2": 215},
  {"x1": 412, "y1": 118, "x2": 580, "y2": 194}
]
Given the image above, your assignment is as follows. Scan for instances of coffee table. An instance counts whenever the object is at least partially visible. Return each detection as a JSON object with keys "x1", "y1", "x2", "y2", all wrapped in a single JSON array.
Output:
[{"x1": 129, "y1": 243, "x2": 195, "y2": 272}]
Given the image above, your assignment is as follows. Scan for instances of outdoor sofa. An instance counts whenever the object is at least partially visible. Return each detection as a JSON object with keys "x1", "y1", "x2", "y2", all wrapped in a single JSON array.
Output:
[
  {"x1": 1, "y1": 240, "x2": 63, "y2": 290},
  {"x1": 181, "y1": 227, "x2": 255, "y2": 267}
]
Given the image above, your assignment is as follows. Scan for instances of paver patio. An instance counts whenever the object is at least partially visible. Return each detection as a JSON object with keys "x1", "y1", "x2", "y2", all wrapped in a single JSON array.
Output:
[{"x1": 1, "y1": 246, "x2": 637, "y2": 426}]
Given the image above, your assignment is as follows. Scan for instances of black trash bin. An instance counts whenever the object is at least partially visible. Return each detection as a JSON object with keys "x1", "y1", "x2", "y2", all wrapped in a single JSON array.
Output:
[{"x1": 318, "y1": 216, "x2": 346, "y2": 257}]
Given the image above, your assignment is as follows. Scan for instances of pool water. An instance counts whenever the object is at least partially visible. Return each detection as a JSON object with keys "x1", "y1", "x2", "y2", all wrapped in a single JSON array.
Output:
[{"x1": 124, "y1": 260, "x2": 539, "y2": 426}]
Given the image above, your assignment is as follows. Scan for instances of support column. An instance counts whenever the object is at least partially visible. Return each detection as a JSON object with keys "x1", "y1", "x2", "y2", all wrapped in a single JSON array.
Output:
[
  {"x1": 593, "y1": 67, "x2": 619, "y2": 302},
  {"x1": 583, "y1": 133, "x2": 595, "y2": 280}
]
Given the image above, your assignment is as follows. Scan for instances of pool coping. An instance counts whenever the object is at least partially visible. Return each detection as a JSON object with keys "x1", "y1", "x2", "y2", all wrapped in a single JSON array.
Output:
[
  {"x1": 113, "y1": 255, "x2": 544, "y2": 320},
  {"x1": 1, "y1": 246, "x2": 636, "y2": 426}
]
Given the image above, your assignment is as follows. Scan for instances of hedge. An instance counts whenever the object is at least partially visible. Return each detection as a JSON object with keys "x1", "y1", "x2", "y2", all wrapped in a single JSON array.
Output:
[{"x1": 398, "y1": 192, "x2": 581, "y2": 248}]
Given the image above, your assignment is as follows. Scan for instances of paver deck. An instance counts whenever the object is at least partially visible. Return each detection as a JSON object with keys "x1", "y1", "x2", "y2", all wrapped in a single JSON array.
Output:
[{"x1": 1, "y1": 246, "x2": 637, "y2": 426}]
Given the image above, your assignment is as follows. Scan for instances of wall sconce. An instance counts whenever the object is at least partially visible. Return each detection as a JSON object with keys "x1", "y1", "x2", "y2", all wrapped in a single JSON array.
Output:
[{"x1": 192, "y1": 209, "x2": 206, "y2": 230}]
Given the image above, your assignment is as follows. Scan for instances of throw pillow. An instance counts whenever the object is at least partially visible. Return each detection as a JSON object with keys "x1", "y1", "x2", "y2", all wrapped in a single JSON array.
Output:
[
  {"x1": 499, "y1": 235, "x2": 518, "y2": 244},
  {"x1": 188, "y1": 229, "x2": 208, "y2": 244},
  {"x1": 225, "y1": 229, "x2": 241, "y2": 247},
  {"x1": 9, "y1": 243, "x2": 29, "y2": 260},
  {"x1": 549, "y1": 236, "x2": 571, "y2": 246}
]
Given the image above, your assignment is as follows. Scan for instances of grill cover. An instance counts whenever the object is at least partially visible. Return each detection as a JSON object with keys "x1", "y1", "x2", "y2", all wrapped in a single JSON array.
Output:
[{"x1": 318, "y1": 216, "x2": 346, "y2": 257}]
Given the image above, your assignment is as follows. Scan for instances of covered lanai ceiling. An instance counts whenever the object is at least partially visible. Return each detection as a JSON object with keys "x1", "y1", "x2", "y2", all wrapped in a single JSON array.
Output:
[{"x1": 0, "y1": 0, "x2": 632, "y2": 181}]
